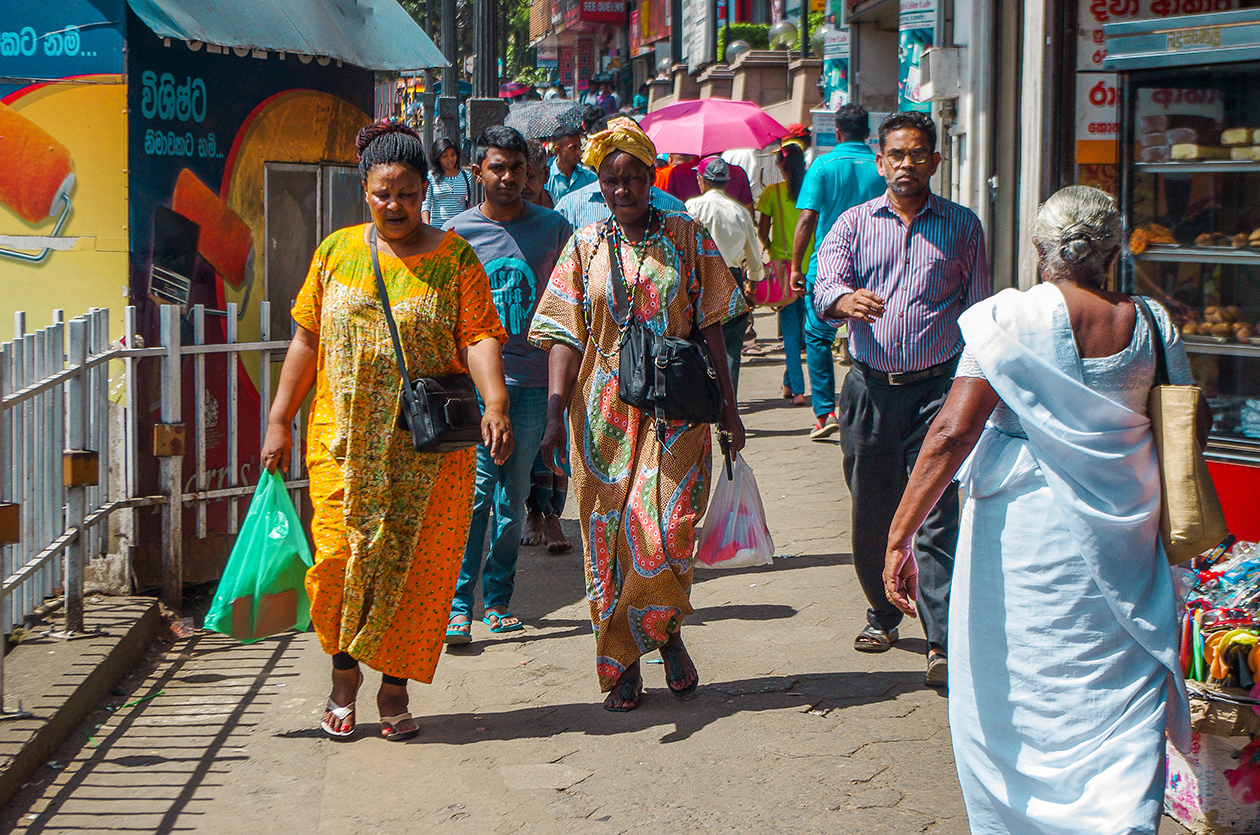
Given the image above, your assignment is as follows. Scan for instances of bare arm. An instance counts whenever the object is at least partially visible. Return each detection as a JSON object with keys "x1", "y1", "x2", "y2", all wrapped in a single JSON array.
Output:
[
  {"x1": 790, "y1": 210, "x2": 818, "y2": 294},
  {"x1": 463, "y1": 337, "x2": 513, "y2": 465},
  {"x1": 540, "y1": 343, "x2": 582, "y2": 475},
  {"x1": 757, "y1": 212, "x2": 773, "y2": 255},
  {"x1": 421, "y1": 210, "x2": 432, "y2": 226},
  {"x1": 260, "y1": 326, "x2": 320, "y2": 473},
  {"x1": 884, "y1": 378, "x2": 1000, "y2": 616},
  {"x1": 700, "y1": 321, "x2": 745, "y2": 454}
]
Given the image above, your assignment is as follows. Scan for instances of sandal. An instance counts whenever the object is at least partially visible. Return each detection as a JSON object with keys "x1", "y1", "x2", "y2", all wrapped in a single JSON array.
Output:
[
  {"x1": 379, "y1": 712, "x2": 420, "y2": 742},
  {"x1": 854, "y1": 625, "x2": 898, "y2": 653},
  {"x1": 319, "y1": 669, "x2": 363, "y2": 739},
  {"x1": 445, "y1": 615, "x2": 472, "y2": 645},
  {"x1": 658, "y1": 642, "x2": 699, "y2": 698},
  {"x1": 741, "y1": 343, "x2": 767, "y2": 357},
  {"x1": 482, "y1": 611, "x2": 524, "y2": 633},
  {"x1": 603, "y1": 668, "x2": 643, "y2": 712}
]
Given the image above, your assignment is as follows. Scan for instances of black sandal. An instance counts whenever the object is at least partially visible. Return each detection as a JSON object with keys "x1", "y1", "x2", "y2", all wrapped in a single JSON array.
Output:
[
  {"x1": 658, "y1": 643, "x2": 699, "y2": 698},
  {"x1": 854, "y1": 624, "x2": 898, "y2": 653},
  {"x1": 603, "y1": 669, "x2": 643, "y2": 712}
]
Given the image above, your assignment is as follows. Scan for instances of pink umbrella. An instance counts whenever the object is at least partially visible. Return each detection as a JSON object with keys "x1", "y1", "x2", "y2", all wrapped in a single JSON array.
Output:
[{"x1": 639, "y1": 98, "x2": 790, "y2": 156}]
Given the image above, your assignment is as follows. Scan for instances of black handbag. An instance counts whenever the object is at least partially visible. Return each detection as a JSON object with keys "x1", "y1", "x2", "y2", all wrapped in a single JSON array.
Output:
[
  {"x1": 603, "y1": 219, "x2": 724, "y2": 437},
  {"x1": 369, "y1": 226, "x2": 483, "y2": 453}
]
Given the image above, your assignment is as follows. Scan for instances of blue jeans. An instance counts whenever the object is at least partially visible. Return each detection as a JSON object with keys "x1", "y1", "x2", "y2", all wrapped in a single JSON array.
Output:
[
  {"x1": 778, "y1": 297, "x2": 806, "y2": 396},
  {"x1": 804, "y1": 289, "x2": 838, "y2": 419},
  {"x1": 450, "y1": 385, "x2": 548, "y2": 619}
]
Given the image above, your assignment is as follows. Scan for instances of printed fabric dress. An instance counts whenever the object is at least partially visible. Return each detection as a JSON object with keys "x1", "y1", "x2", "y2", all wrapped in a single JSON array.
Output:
[
  {"x1": 293, "y1": 224, "x2": 506, "y2": 683},
  {"x1": 528, "y1": 212, "x2": 746, "y2": 691}
]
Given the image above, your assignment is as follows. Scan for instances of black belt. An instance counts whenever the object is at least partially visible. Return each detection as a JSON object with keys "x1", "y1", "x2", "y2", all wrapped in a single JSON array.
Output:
[{"x1": 854, "y1": 356, "x2": 958, "y2": 387}]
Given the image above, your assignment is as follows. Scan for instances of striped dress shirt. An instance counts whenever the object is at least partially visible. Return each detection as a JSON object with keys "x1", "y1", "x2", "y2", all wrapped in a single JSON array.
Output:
[{"x1": 813, "y1": 192, "x2": 990, "y2": 374}]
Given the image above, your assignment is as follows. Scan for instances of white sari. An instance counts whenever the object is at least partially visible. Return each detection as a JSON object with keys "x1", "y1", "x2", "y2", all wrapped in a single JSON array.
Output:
[{"x1": 950, "y1": 283, "x2": 1190, "y2": 835}]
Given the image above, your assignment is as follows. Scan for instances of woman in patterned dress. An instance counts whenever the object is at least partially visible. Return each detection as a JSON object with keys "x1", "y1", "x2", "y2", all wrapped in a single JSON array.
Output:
[
  {"x1": 261, "y1": 122, "x2": 512, "y2": 741},
  {"x1": 529, "y1": 117, "x2": 746, "y2": 711}
]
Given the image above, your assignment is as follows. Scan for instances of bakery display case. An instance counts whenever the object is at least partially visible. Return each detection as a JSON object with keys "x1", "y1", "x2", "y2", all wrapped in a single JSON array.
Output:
[{"x1": 1107, "y1": 10, "x2": 1260, "y2": 474}]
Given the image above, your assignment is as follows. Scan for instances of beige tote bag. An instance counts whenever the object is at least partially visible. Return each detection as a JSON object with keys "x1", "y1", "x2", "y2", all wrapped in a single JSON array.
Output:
[{"x1": 1135, "y1": 298, "x2": 1229, "y2": 565}]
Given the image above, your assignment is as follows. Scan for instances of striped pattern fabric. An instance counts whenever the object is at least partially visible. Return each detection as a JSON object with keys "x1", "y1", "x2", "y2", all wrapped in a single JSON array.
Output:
[
  {"x1": 814, "y1": 192, "x2": 990, "y2": 373},
  {"x1": 422, "y1": 172, "x2": 471, "y2": 227}
]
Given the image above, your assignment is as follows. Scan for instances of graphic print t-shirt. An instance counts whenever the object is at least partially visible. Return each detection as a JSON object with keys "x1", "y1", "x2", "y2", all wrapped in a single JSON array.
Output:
[{"x1": 444, "y1": 203, "x2": 573, "y2": 387}]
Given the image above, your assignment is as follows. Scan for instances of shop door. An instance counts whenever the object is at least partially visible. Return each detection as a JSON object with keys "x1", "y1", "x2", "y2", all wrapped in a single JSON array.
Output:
[{"x1": 264, "y1": 163, "x2": 368, "y2": 338}]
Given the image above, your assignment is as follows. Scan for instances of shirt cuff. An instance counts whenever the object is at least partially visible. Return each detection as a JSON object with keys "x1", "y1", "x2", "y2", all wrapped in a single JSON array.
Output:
[{"x1": 812, "y1": 282, "x2": 854, "y2": 327}]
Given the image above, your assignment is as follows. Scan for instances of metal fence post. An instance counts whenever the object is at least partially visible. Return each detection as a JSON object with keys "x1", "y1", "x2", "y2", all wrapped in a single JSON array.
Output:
[
  {"x1": 157, "y1": 306, "x2": 184, "y2": 610},
  {"x1": 62, "y1": 318, "x2": 88, "y2": 634}
]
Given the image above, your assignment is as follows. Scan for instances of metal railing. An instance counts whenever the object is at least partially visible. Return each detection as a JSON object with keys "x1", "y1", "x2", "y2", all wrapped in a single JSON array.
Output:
[{"x1": 0, "y1": 301, "x2": 306, "y2": 716}]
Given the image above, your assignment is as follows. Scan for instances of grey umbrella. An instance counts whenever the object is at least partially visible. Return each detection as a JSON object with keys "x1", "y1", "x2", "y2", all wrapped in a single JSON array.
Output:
[{"x1": 505, "y1": 100, "x2": 584, "y2": 140}]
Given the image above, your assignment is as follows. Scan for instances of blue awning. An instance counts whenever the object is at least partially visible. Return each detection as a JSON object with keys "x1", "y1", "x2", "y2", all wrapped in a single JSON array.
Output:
[{"x1": 128, "y1": 0, "x2": 447, "y2": 71}]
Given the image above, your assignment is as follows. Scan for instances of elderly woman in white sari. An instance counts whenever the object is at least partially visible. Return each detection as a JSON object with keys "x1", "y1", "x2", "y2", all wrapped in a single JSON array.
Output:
[{"x1": 882, "y1": 186, "x2": 1200, "y2": 835}]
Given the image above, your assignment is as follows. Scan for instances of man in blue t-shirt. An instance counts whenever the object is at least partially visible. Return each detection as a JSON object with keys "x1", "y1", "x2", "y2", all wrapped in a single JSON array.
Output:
[
  {"x1": 442, "y1": 126, "x2": 573, "y2": 644},
  {"x1": 791, "y1": 104, "x2": 885, "y2": 441}
]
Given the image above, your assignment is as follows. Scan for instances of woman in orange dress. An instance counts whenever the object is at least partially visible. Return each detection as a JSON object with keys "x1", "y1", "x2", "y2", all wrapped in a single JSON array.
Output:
[{"x1": 261, "y1": 122, "x2": 512, "y2": 741}]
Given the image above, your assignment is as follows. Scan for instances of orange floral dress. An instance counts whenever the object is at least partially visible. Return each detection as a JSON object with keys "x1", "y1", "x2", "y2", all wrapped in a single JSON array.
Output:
[{"x1": 292, "y1": 225, "x2": 505, "y2": 682}]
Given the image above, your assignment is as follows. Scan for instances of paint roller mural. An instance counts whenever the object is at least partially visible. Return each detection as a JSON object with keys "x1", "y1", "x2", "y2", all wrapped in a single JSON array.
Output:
[{"x1": 0, "y1": 102, "x2": 76, "y2": 261}]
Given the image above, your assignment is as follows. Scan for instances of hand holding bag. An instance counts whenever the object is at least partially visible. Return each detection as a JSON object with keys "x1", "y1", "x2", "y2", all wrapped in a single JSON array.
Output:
[
  {"x1": 370, "y1": 226, "x2": 483, "y2": 453},
  {"x1": 1134, "y1": 297, "x2": 1229, "y2": 564}
]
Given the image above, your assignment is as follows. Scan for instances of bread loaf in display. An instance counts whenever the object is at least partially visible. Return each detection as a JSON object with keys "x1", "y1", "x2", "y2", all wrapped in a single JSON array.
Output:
[{"x1": 1171, "y1": 144, "x2": 1230, "y2": 160}]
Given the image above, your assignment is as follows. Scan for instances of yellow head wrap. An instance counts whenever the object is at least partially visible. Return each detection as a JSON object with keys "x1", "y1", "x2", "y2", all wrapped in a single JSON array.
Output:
[{"x1": 582, "y1": 116, "x2": 657, "y2": 173}]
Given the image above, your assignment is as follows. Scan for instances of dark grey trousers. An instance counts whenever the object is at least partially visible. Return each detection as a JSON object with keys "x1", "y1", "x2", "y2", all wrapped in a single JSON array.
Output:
[{"x1": 837, "y1": 360, "x2": 959, "y2": 653}]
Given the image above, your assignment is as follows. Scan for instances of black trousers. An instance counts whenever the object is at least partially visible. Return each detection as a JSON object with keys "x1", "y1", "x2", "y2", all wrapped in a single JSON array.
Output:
[
  {"x1": 720, "y1": 267, "x2": 750, "y2": 399},
  {"x1": 837, "y1": 359, "x2": 959, "y2": 652}
]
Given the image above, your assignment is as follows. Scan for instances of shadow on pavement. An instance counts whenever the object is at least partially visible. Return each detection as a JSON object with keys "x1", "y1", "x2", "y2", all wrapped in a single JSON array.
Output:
[{"x1": 414, "y1": 669, "x2": 925, "y2": 746}]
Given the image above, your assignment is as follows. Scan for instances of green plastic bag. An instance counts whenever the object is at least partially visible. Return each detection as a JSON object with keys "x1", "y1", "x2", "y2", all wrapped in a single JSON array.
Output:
[{"x1": 204, "y1": 470, "x2": 314, "y2": 643}]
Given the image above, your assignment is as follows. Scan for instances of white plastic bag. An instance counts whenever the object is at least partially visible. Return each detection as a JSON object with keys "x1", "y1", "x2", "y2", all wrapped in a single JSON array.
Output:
[{"x1": 695, "y1": 453, "x2": 774, "y2": 569}]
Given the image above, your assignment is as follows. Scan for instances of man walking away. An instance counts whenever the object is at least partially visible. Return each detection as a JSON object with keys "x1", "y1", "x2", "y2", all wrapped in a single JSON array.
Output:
[
  {"x1": 442, "y1": 126, "x2": 574, "y2": 643},
  {"x1": 546, "y1": 127, "x2": 596, "y2": 204},
  {"x1": 791, "y1": 104, "x2": 885, "y2": 441},
  {"x1": 685, "y1": 157, "x2": 764, "y2": 398},
  {"x1": 813, "y1": 111, "x2": 990, "y2": 686}
]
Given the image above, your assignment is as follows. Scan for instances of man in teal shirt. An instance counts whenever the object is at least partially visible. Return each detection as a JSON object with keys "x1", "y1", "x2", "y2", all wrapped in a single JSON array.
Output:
[{"x1": 790, "y1": 104, "x2": 885, "y2": 440}]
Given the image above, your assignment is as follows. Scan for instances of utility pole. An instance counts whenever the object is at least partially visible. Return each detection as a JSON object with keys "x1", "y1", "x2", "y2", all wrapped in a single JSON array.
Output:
[
  {"x1": 422, "y1": 0, "x2": 435, "y2": 150},
  {"x1": 468, "y1": 0, "x2": 508, "y2": 148},
  {"x1": 439, "y1": 0, "x2": 460, "y2": 144}
]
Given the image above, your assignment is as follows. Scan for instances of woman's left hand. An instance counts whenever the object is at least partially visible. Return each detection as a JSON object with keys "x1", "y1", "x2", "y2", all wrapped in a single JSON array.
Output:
[
  {"x1": 721, "y1": 406, "x2": 745, "y2": 454},
  {"x1": 481, "y1": 405, "x2": 514, "y2": 465},
  {"x1": 883, "y1": 543, "x2": 919, "y2": 617}
]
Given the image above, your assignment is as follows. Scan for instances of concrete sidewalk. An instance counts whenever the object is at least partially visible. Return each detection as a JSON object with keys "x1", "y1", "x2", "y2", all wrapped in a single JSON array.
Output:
[{"x1": 0, "y1": 320, "x2": 1191, "y2": 834}]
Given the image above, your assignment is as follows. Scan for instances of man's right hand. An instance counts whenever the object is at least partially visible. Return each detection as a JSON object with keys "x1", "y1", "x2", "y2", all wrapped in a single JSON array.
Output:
[
  {"x1": 833, "y1": 289, "x2": 886, "y2": 323},
  {"x1": 789, "y1": 268, "x2": 807, "y2": 296}
]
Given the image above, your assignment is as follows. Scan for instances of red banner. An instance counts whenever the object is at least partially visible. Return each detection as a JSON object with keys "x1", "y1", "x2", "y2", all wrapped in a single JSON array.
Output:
[{"x1": 577, "y1": 0, "x2": 625, "y2": 23}]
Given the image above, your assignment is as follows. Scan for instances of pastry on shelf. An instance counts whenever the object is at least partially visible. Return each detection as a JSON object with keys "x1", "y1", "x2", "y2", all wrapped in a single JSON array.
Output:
[
  {"x1": 1139, "y1": 132, "x2": 1167, "y2": 147},
  {"x1": 1250, "y1": 228, "x2": 1260, "y2": 247},
  {"x1": 1229, "y1": 146, "x2": 1260, "y2": 161},
  {"x1": 1233, "y1": 233, "x2": 1251, "y2": 248},
  {"x1": 1167, "y1": 127, "x2": 1220, "y2": 145},
  {"x1": 1193, "y1": 232, "x2": 1232, "y2": 247},
  {"x1": 1140, "y1": 146, "x2": 1170, "y2": 163},
  {"x1": 1141, "y1": 114, "x2": 1218, "y2": 133},
  {"x1": 1171, "y1": 144, "x2": 1230, "y2": 160},
  {"x1": 1129, "y1": 223, "x2": 1175, "y2": 253},
  {"x1": 1222, "y1": 127, "x2": 1256, "y2": 145}
]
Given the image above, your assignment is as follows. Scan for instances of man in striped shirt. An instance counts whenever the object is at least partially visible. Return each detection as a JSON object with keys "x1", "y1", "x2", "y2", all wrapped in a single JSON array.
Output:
[{"x1": 813, "y1": 111, "x2": 990, "y2": 687}]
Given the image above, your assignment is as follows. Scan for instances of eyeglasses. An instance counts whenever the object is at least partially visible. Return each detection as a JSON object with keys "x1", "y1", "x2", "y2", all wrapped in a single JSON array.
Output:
[{"x1": 883, "y1": 149, "x2": 932, "y2": 165}]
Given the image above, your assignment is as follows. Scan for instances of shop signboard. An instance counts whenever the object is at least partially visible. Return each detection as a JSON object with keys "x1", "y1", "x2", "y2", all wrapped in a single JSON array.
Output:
[
  {"x1": 682, "y1": 0, "x2": 714, "y2": 71},
  {"x1": 1078, "y1": 0, "x2": 1235, "y2": 71},
  {"x1": 898, "y1": 0, "x2": 935, "y2": 113},
  {"x1": 578, "y1": 0, "x2": 626, "y2": 24},
  {"x1": 538, "y1": 45, "x2": 558, "y2": 67},
  {"x1": 577, "y1": 37, "x2": 594, "y2": 91},
  {"x1": 821, "y1": 27, "x2": 850, "y2": 110},
  {"x1": 1075, "y1": 72, "x2": 1119, "y2": 166}
]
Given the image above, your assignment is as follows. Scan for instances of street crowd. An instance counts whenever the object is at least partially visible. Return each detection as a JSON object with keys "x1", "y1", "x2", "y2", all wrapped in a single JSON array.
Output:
[{"x1": 256, "y1": 95, "x2": 1194, "y2": 835}]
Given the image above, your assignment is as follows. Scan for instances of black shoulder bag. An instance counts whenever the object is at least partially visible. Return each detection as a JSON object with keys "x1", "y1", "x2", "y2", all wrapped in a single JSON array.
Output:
[
  {"x1": 369, "y1": 226, "x2": 483, "y2": 453},
  {"x1": 604, "y1": 217, "x2": 725, "y2": 441}
]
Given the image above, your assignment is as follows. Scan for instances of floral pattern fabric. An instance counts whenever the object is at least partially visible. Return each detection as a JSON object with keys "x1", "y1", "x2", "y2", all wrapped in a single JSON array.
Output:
[
  {"x1": 293, "y1": 224, "x2": 505, "y2": 682},
  {"x1": 529, "y1": 211, "x2": 745, "y2": 691}
]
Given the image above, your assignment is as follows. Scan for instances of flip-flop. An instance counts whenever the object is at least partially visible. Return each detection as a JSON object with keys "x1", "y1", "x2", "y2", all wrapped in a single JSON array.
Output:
[
  {"x1": 741, "y1": 344, "x2": 767, "y2": 357},
  {"x1": 320, "y1": 699, "x2": 356, "y2": 739},
  {"x1": 603, "y1": 671, "x2": 643, "y2": 712},
  {"x1": 483, "y1": 611, "x2": 524, "y2": 633},
  {"x1": 379, "y1": 712, "x2": 420, "y2": 742},
  {"x1": 445, "y1": 616, "x2": 472, "y2": 645},
  {"x1": 854, "y1": 625, "x2": 898, "y2": 653},
  {"x1": 658, "y1": 642, "x2": 699, "y2": 698}
]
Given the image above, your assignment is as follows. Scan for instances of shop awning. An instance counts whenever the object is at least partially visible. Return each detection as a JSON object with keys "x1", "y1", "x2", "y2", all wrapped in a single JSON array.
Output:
[{"x1": 128, "y1": 0, "x2": 447, "y2": 71}]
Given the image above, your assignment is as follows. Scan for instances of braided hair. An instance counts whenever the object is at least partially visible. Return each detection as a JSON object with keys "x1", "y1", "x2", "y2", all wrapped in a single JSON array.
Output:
[{"x1": 356, "y1": 120, "x2": 426, "y2": 183}]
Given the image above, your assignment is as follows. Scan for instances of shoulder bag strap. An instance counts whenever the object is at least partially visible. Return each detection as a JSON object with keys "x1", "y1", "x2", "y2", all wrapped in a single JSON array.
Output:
[
  {"x1": 369, "y1": 226, "x2": 420, "y2": 407},
  {"x1": 1133, "y1": 296, "x2": 1170, "y2": 386},
  {"x1": 604, "y1": 218, "x2": 631, "y2": 328},
  {"x1": 462, "y1": 170, "x2": 471, "y2": 207}
]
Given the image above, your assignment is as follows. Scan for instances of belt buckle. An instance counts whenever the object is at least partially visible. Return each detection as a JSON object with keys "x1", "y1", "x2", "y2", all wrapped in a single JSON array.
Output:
[{"x1": 886, "y1": 370, "x2": 910, "y2": 386}]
